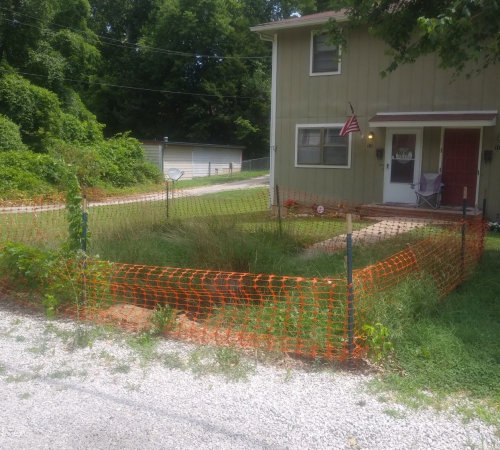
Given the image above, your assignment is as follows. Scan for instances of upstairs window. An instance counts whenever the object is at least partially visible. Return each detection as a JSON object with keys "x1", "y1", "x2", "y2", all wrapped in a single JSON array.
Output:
[
  {"x1": 296, "y1": 125, "x2": 351, "y2": 168},
  {"x1": 310, "y1": 32, "x2": 341, "y2": 76}
]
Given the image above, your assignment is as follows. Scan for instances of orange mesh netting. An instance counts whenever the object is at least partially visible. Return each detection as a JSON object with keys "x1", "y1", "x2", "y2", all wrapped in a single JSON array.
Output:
[{"x1": 0, "y1": 183, "x2": 488, "y2": 363}]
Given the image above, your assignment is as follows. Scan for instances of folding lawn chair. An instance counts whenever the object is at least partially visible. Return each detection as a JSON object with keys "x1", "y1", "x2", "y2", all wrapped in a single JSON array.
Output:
[{"x1": 411, "y1": 173, "x2": 443, "y2": 209}]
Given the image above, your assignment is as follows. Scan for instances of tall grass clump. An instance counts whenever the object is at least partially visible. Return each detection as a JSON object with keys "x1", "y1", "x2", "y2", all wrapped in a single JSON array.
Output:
[
  {"x1": 366, "y1": 233, "x2": 500, "y2": 425},
  {"x1": 357, "y1": 274, "x2": 440, "y2": 345},
  {"x1": 164, "y1": 216, "x2": 304, "y2": 273}
]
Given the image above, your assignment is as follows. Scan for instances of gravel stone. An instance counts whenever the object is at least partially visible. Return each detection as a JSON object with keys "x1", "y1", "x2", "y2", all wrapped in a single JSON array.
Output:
[{"x1": 0, "y1": 303, "x2": 498, "y2": 450}]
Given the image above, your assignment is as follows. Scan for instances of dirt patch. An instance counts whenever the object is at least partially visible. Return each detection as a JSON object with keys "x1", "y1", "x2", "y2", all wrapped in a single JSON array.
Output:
[{"x1": 98, "y1": 304, "x2": 155, "y2": 332}]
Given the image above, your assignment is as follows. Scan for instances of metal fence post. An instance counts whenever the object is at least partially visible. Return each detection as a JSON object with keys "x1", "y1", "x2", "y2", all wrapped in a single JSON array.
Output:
[
  {"x1": 346, "y1": 213, "x2": 354, "y2": 369},
  {"x1": 166, "y1": 180, "x2": 170, "y2": 220},
  {"x1": 208, "y1": 162, "x2": 211, "y2": 176},
  {"x1": 275, "y1": 184, "x2": 282, "y2": 236},
  {"x1": 82, "y1": 192, "x2": 88, "y2": 307}
]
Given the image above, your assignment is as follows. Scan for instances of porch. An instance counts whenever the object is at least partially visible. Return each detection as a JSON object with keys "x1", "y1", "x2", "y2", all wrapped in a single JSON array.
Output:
[
  {"x1": 369, "y1": 111, "x2": 497, "y2": 210},
  {"x1": 359, "y1": 202, "x2": 483, "y2": 222}
]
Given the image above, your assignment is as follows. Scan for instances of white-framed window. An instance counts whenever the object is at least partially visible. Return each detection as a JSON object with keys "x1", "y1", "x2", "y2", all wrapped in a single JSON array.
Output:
[
  {"x1": 295, "y1": 124, "x2": 351, "y2": 169},
  {"x1": 310, "y1": 31, "x2": 341, "y2": 76}
]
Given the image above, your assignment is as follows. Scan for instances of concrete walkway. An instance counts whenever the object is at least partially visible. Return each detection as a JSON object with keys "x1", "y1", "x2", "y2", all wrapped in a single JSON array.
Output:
[
  {"x1": 309, "y1": 219, "x2": 428, "y2": 253},
  {"x1": 0, "y1": 175, "x2": 269, "y2": 214}
]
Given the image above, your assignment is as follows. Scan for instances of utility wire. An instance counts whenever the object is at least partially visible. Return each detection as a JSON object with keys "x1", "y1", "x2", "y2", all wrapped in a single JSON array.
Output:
[
  {"x1": 0, "y1": 68, "x2": 261, "y2": 100},
  {"x1": 0, "y1": 7, "x2": 270, "y2": 60}
]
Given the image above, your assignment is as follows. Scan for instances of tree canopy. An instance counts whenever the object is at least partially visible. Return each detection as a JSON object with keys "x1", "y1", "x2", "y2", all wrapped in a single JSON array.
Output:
[
  {"x1": 325, "y1": 0, "x2": 500, "y2": 77},
  {"x1": 1, "y1": 0, "x2": 313, "y2": 159}
]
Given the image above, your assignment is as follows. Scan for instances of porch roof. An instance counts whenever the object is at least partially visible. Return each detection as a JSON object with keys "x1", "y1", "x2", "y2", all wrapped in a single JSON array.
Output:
[{"x1": 369, "y1": 111, "x2": 497, "y2": 128}]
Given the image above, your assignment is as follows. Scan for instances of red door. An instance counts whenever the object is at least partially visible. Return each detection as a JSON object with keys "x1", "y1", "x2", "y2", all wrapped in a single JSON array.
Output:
[{"x1": 441, "y1": 129, "x2": 480, "y2": 207}]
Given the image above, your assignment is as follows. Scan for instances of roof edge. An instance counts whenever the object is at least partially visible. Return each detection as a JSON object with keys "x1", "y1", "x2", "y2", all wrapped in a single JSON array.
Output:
[
  {"x1": 140, "y1": 140, "x2": 245, "y2": 149},
  {"x1": 373, "y1": 110, "x2": 498, "y2": 116},
  {"x1": 250, "y1": 13, "x2": 347, "y2": 34}
]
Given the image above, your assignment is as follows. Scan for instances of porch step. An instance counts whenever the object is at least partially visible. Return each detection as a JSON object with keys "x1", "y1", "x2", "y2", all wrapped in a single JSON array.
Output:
[{"x1": 359, "y1": 204, "x2": 480, "y2": 223}]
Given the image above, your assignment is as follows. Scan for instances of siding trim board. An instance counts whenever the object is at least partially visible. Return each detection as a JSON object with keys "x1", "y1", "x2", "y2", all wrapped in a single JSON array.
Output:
[{"x1": 369, "y1": 111, "x2": 497, "y2": 128}]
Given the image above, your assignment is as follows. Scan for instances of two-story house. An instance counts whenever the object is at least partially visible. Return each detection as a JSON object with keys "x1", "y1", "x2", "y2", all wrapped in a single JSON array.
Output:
[{"x1": 251, "y1": 11, "x2": 500, "y2": 219}]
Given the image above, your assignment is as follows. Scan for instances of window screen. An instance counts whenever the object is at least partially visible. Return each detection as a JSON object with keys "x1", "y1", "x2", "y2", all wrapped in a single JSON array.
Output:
[
  {"x1": 297, "y1": 127, "x2": 349, "y2": 166},
  {"x1": 312, "y1": 34, "x2": 339, "y2": 74}
]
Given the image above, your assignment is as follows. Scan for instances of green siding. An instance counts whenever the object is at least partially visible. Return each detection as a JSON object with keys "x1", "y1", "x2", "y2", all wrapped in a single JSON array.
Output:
[{"x1": 274, "y1": 26, "x2": 500, "y2": 218}]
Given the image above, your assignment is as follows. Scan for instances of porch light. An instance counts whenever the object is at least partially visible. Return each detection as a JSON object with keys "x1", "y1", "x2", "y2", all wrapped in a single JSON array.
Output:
[
  {"x1": 484, "y1": 149, "x2": 493, "y2": 164},
  {"x1": 368, "y1": 132, "x2": 375, "y2": 140}
]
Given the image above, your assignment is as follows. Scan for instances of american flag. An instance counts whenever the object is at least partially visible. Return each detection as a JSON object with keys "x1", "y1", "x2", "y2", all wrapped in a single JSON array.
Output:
[{"x1": 339, "y1": 114, "x2": 361, "y2": 137}]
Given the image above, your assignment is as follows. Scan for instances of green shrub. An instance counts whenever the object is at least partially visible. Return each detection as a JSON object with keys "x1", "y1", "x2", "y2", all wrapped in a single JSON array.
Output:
[
  {"x1": 48, "y1": 140, "x2": 102, "y2": 187},
  {"x1": 59, "y1": 89, "x2": 103, "y2": 145},
  {"x1": 0, "y1": 151, "x2": 69, "y2": 198},
  {"x1": 0, "y1": 115, "x2": 27, "y2": 152},
  {"x1": 95, "y1": 134, "x2": 163, "y2": 187},
  {"x1": 0, "y1": 73, "x2": 62, "y2": 152}
]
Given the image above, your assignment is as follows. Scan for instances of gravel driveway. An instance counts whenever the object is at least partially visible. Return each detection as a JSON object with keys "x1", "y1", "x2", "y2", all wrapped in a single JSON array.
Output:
[{"x1": 0, "y1": 302, "x2": 497, "y2": 450}]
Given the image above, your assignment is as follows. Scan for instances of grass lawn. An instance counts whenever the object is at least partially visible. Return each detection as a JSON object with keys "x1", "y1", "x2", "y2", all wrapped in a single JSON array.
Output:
[{"x1": 371, "y1": 232, "x2": 500, "y2": 428}]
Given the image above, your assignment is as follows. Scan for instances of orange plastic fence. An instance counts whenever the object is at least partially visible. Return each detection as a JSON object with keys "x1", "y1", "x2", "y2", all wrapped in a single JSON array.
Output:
[{"x1": 0, "y1": 184, "x2": 488, "y2": 362}]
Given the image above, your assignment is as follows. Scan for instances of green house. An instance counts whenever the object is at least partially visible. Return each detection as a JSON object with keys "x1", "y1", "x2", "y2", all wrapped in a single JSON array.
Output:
[{"x1": 251, "y1": 11, "x2": 500, "y2": 219}]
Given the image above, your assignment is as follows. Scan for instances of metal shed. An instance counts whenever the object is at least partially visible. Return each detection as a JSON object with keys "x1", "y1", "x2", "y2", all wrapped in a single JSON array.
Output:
[{"x1": 140, "y1": 141, "x2": 244, "y2": 180}]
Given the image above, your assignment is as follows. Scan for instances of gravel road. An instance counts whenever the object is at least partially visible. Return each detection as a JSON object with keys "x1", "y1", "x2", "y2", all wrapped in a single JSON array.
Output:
[
  {"x1": 0, "y1": 302, "x2": 498, "y2": 450},
  {"x1": 0, "y1": 175, "x2": 270, "y2": 214}
]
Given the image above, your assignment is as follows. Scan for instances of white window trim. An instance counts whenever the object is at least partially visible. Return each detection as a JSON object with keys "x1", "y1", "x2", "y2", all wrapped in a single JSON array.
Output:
[
  {"x1": 295, "y1": 123, "x2": 352, "y2": 169},
  {"x1": 309, "y1": 31, "x2": 341, "y2": 77}
]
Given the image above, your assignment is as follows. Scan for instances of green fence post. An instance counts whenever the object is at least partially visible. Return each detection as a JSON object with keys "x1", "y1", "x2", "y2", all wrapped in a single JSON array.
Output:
[
  {"x1": 275, "y1": 184, "x2": 282, "y2": 237},
  {"x1": 346, "y1": 213, "x2": 354, "y2": 370},
  {"x1": 166, "y1": 180, "x2": 169, "y2": 220},
  {"x1": 82, "y1": 191, "x2": 88, "y2": 307}
]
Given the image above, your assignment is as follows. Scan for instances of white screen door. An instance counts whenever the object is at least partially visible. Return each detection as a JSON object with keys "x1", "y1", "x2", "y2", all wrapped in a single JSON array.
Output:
[{"x1": 383, "y1": 128, "x2": 423, "y2": 203}]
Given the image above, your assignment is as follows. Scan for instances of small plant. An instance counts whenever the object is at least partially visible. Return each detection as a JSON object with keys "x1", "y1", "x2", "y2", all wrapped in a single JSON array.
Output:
[
  {"x1": 128, "y1": 332, "x2": 157, "y2": 362},
  {"x1": 42, "y1": 294, "x2": 59, "y2": 320},
  {"x1": 362, "y1": 323, "x2": 394, "y2": 362},
  {"x1": 383, "y1": 408, "x2": 405, "y2": 419},
  {"x1": 163, "y1": 352, "x2": 186, "y2": 370},
  {"x1": 69, "y1": 326, "x2": 95, "y2": 350},
  {"x1": 112, "y1": 363, "x2": 132, "y2": 374},
  {"x1": 188, "y1": 346, "x2": 254, "y2": 381},
  {"x1": 150, "y1": 304, "x2": 178, "y2": 333},
  {"x1": 48, "y1": 370, "x2": 74, "y2": 379},
  {"x1": 284, "y1": 199, "x2": 299, "y2": 213}
]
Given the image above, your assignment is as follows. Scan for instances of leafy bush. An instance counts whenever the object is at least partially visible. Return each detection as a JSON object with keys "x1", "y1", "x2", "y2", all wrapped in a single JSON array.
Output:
[
  {"x1": 59, "y1": 89, "x2": 104, "y2": 145},
  {"x1": 0, "y1": 115, "x2": 27, "y2": 152},
  {"x1": 0, "y1": 73, "x2": 62, "y2": 152},
  {"x1": 0, "y1": 74, "x2": 104, "y2": 153},
  {"x1": 0, "y1": 151, "x2": 69, "y2": 199},
  {"x1": 48, "y1": 140, "x2": 102, "y2": 187},
  {"x1": 95, "y1": 134, "x2": 163, "y2": 187}
]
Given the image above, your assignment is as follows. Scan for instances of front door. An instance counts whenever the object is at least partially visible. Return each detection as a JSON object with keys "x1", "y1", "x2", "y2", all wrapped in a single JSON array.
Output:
[
  {"x1": 441, "y1": 129, "x2": 480, "y2": 207},
  {"x1": 383, "y1": 128, "x2": 423, "y2": 203}
]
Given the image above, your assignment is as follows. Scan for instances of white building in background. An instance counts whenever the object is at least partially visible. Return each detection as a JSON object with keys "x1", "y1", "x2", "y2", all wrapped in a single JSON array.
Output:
[{"x1": 141, "y1": 140, "x2": 244, "y2": 180}]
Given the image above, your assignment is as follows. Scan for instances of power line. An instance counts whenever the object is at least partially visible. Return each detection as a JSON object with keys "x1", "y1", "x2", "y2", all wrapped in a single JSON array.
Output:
[
  {"x1": 0, "y1": 68, "x2": 261, "y2": 100},
  {"x1": 0, "y1": 6, "x2": 270, "y2": 60}
]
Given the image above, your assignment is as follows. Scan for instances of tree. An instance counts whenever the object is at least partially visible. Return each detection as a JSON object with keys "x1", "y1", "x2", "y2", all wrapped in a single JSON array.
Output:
[
  {"x1": 326, "y1": 0, "x2": 500, "y2": 77},
  {"x1": 85, "y1": 0, "x2": 278, "y2": 157}
]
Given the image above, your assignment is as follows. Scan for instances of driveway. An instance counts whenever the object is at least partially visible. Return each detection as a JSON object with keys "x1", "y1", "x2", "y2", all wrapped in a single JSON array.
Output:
[
  {"x1": 0, "y1": 301, "x2": 498, "y2": 450},
  {"x1": 0, "y1": 175, "x2": 270, "y2": 214}
]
